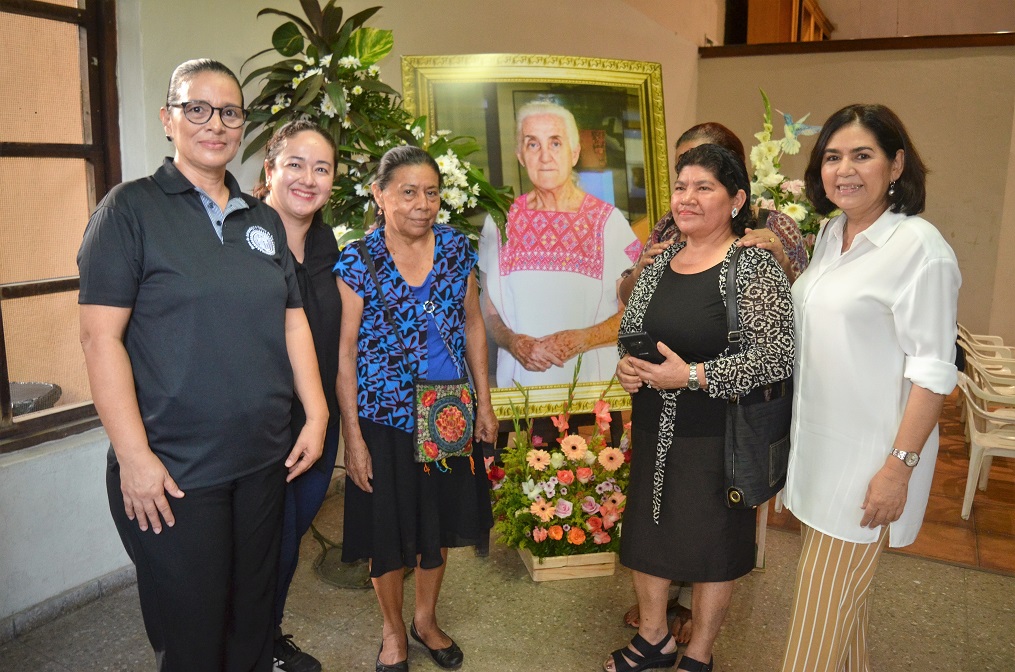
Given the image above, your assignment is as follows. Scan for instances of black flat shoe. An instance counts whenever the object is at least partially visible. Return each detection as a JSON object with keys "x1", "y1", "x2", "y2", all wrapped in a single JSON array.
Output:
[
  {"x1": 410, "y1": 620, "x2": 463, "y2": 670},
  {"x1": 375, "y1": 637, "x2": 408, "y2": 672},
  {"x1": 676, "y1": 654, "x2": 713, "y2": 671}
]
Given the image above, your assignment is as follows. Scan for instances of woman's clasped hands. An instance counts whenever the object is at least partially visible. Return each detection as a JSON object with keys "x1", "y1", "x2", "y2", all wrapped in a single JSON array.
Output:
[{"x1": 617, "y1": 342, "x2": 694, "y2": 394}]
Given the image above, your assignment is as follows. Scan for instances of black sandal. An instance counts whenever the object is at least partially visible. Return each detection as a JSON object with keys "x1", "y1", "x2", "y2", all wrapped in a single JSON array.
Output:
[
  {"x1": 605, "y1": 633, "x2": 678, "y2": 672},
  {"x1": 676, "y1": 654, "x2": 713, "y2": 671}
]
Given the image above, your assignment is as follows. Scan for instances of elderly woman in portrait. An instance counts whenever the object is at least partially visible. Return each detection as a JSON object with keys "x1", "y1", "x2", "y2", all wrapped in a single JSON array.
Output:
[
  {"x1": 781, "y1": 104, "x2": 960, "y2": 672},
  {"x1": 334, "y1": 146, "x2": 498, "y2": 672},
  {"x1": 78, "y1": 59, "x2": 327, "y2": 671},
  {"x1": 478, "y1": 100, "x2": 642, "y2": 388},
  {"x1": 256, "y1": 119, "x2": 341, "y2": 672},
  {"x1": 609, "y1": 144, "x2": 794, "y2": 672},
  {"x1": 617, "y1": 121, "x2": 809, "y2": 644}
]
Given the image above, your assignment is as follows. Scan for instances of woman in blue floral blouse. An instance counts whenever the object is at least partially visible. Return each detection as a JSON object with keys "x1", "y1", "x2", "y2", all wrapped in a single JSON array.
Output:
[{"x1": 334, "y1": 146, "x2": 497, "y2": 672}]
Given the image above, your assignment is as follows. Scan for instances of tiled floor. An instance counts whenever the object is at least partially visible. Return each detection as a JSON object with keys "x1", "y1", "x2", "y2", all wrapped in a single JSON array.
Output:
[
  {"x1": 767, "y1": 391, "x2": 1015, "y2": 575},
  {"x1": 2, "y1": 391, "x2": 1013, "y2": 671}
]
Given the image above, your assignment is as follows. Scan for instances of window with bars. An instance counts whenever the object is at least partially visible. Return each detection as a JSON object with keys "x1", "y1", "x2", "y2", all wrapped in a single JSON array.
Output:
[{"x1": 0, "y1": 0, "x2": 120, "y2": 452}]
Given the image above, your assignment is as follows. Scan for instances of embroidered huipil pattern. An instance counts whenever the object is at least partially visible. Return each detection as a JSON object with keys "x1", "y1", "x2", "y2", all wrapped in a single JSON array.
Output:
[{"x1": 479, "y1": 194, "x2": 641, "y2": 387}]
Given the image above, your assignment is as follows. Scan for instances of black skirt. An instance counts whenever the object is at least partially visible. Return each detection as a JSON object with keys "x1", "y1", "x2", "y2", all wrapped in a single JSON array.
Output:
[
  {"x1": 619, "y1": 426, "x2": 755, "y2": 583},
  {"x1": 342, "y1": 418, "x2": 493, "y2": 577}
]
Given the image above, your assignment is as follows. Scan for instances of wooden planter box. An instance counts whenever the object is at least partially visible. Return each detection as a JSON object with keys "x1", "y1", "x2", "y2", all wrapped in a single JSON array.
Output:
[{"x1": 518, "y1": 548, "x2": 617, "y2": 582}]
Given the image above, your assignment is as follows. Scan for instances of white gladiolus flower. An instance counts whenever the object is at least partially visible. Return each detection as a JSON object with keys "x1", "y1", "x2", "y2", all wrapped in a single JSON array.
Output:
[{"x1": 761, "y1": 171, "x2": 785, "y2": 188}]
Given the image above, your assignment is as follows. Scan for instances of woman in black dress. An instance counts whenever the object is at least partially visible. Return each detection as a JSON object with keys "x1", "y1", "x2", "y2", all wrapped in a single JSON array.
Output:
[{"x1": 606, "y1": 144, "x2": 794, "y2": 672}]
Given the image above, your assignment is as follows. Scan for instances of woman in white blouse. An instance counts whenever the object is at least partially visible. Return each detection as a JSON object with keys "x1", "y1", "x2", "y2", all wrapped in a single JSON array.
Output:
[{"x1": 781, "y1": 104, "x2": 960, "y2": 672}]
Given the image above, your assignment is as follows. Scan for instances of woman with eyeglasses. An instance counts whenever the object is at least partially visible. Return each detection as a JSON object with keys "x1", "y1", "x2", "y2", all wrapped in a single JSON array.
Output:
[{"x1": 78, "y1": 59, "x2": 327, "y2": 672}]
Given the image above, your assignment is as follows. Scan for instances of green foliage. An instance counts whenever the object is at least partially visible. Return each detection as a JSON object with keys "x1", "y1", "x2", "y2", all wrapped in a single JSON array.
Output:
[{"x1": 243, "y1": 0, "x2": 511, "y2": 243}]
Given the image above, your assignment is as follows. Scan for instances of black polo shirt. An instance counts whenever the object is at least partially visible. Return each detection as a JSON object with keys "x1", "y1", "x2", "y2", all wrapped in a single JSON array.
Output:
[{"x1": 78, "y1": 158, "x2": 302, "y2": 489}]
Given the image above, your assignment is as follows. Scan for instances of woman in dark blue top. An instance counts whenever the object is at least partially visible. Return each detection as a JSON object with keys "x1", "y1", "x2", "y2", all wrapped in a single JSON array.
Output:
[{"x1": 334, "y1": 146, "x2": 497, "y2": 672}]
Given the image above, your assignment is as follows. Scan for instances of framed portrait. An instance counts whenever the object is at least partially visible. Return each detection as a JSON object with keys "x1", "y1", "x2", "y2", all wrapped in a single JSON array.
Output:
[
  {"x1": 402, "y1": 54, "x2": 670, "y2": 418},
  {"x1": 401, "y1": 53, "x2": 669, "y2": 237}
]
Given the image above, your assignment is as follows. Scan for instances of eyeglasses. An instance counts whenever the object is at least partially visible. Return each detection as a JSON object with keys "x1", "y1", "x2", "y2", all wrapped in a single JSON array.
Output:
[{"x1": 167, "y1": 100, "x2": 247, "y2": 128}]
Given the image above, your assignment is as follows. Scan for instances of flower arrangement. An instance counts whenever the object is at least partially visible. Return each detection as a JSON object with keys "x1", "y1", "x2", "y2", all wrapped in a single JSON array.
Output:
[
  {"x1": 489, "y1": 357, "x2": 631, "y2": 558},
  {"x1": 242, "y1": 1, "x2": 511, "y2": 244},
  {"x1": 748, "y1": 89, "x2": 826, "y2": 252}
]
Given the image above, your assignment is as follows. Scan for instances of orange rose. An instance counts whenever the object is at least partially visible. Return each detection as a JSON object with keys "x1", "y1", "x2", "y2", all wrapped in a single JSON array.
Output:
[
  {"x1": 548, "y1": 525, "x2": 564, "y2": 540},
  {"x1": 576, "y1": 467, "x2": 594, "y2": 483},
  {"x1": 567, "y1": 527, "x2": 586, "y2": 545}
]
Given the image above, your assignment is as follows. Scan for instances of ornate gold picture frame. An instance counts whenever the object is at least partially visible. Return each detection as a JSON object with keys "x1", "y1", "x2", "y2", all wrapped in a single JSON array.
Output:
[{"x1": 402, "y1": 55, "x2": 670, "y2": 419}]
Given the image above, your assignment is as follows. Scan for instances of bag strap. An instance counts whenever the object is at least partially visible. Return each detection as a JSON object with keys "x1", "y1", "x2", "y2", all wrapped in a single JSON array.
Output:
[
  {"x1": 726, "y1": 245, "x2": 745, "y2": 356},
  {"x1": 355, "y1": 240, "x2": 467, "y2": 379},
  {"x1": 355, "y1": 240, "x2": 409, "y2": 353}
]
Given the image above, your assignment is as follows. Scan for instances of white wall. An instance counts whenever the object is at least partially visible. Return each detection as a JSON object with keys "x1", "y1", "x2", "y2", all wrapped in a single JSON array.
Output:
[
  {"x1": 0, "y1": 430, "x2": 128, "y2": 622},
  {"x1": 821, "y1": 0, "x2": 1015, "y2": 39}
]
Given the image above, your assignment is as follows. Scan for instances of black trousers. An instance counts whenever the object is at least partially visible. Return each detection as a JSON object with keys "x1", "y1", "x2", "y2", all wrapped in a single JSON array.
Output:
[{"x1": 107, "y1": 456, "x2": 286, "y2": 672}]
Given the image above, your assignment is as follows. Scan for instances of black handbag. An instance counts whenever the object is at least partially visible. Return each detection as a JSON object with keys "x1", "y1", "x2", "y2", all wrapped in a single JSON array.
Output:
[
  {"x1": 355, "y1": 241, "x2": 475, "y2": 464},
  {"x1": 723, "y1": 246, "x2": 792, "y2": 509}
]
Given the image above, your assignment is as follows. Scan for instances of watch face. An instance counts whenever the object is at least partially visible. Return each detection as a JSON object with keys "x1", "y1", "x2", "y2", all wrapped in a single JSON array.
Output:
[{"x1": 905, "y1": 452, "x2": 920, "y2": 467}]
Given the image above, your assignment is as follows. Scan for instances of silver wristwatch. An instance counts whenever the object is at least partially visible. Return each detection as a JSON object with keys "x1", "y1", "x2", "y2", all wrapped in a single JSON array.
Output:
[
  {"x1": 687, "y1": 362, "x2": 700, "y2": 391},
  {"x1": 891, "y1": 448, "x2": 920, "y2": 468}
]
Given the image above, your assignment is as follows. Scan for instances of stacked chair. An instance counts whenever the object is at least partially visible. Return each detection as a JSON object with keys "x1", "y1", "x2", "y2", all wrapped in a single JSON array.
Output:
[{"x1": 954, "y1": 324, "x2": 1015, "y2": 519}]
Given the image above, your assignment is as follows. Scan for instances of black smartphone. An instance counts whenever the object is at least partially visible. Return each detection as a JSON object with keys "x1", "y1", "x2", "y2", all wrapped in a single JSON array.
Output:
[{"x1": 619, "y1": 331, "x2": 665, "y2": 364}]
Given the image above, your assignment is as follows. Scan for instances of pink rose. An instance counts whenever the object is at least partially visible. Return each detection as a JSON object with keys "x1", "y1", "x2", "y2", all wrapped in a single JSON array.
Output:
[
  {"x1": 576, "y1": 467, "x2": 594, "y2": 483},
  {"x1": 581, "y1": 496, "x2": 600, "y2": 515},
  {"x1": 554, "y1": 499, "x2": 573, "y2": 518}
]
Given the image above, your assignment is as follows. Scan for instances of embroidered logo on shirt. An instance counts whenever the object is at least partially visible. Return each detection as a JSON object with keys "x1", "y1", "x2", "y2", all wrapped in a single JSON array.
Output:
[{"x1": 245, "y1": 226, "x2": 276, "y2": 255}]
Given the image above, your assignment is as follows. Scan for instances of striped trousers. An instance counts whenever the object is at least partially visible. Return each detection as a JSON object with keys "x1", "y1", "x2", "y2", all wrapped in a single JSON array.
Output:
[{"x1": 781, "y1": 525, "x2": 889, "y2": 672}]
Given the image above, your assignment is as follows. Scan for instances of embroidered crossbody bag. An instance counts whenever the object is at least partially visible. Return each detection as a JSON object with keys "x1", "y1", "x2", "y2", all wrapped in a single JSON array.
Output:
[{"x1": 355, "y1": 242, "x2": 475, "y2": 464}]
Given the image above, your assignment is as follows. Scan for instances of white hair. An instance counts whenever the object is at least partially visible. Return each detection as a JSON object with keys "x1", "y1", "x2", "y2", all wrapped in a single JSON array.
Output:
[{"x1": 515, "y1": 101, "x2": 580, "y2": 153}]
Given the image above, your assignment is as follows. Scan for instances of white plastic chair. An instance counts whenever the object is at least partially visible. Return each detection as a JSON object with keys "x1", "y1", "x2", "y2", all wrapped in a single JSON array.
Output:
[
  {"x1": 957, "y1": 323, "x2": 1005, "y2": 347},
  {"x1": 956, "y1": 373, "x2": 1015, "y2": 520},
  {"x1": 964, "y1": 356, "x2": 1015, "y2": 396}
]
